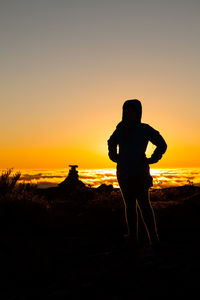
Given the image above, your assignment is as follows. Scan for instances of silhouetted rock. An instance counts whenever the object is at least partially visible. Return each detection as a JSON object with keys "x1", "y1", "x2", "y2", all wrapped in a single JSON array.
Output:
[
  {"x1": 96, "y1": 183, "x2": 114, "y2": 193},
  {"x1": 58, "y1": 165, "x2": 87, "y2": 191}
]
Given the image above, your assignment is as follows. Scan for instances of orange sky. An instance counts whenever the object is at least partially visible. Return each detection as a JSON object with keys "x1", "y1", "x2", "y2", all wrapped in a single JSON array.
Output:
[{"x1": 0, "y1": 1, "x2": 200, "y2": 169}]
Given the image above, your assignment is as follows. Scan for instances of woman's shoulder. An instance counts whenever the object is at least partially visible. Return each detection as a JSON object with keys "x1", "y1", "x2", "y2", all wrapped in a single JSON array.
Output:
[
  {"x1": 140, "y1": 122, "x2": 151, "y2": 128},
  {"x1": 140, "y1": 122, "x2": 156, "y2": 132},
  {"x1": 115, "y1": 122, "x2": 156, "y2": 133},
  {"x1": 116, "y1": 121, "x2": 150, "y2": 129},
  {"x1": 116, "y1": 121, "x2": 123, "y2": 129}
]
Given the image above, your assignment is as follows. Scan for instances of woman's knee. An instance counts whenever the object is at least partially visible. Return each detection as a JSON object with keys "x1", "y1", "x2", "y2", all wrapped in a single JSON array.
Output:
[
  {"x1": 123, "y1": 196, "x2": 137, "y2": 214},
  {"x1": 137, "y1": 190, "x2": 153, "y2": 212}
]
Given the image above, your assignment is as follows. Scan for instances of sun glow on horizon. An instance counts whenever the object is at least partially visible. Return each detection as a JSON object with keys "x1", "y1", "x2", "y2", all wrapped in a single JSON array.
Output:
[
  {"x1": 2, "y1": 167, "x2": 199, "y2": 190},
  {"x1": 0, "y1": 1, "x2": 200, "y2": 169}
]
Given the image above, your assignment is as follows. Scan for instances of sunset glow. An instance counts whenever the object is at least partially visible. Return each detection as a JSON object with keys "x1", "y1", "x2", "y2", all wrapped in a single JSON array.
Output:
[
  {"x1": 0, "y1": 1, "x2": 200, "y2": 170},
  {"x1": 2, "y1": 167, "x2": 199, "y2": 189}
]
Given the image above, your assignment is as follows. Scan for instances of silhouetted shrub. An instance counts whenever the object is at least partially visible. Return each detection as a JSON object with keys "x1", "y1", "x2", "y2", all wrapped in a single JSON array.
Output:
[{"x1": 0, "y1": 169, "x2": 49, "y2": 232}]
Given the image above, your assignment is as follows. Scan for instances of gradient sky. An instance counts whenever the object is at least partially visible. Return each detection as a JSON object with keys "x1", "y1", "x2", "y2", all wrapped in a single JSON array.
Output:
[{"x1": 0, "y1": 0, "x2": 200, "y2": 169}]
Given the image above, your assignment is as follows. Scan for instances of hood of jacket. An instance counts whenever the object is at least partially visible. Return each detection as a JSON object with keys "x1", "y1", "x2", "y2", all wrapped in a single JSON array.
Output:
[{"x1": 116, "y1": 99, "x2": 142, "y2": 129}]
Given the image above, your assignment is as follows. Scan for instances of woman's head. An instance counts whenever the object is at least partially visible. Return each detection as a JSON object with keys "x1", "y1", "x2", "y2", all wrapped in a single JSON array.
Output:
[
  {"x1": 123, "y1": 104, "x2": 137, "y2": 122},
  {"x1": 122, "y1": 99, "x2": 142, "y2": 124},
  {"x1": 116, "y1": 99, "x2": 142, "y2": 141}
]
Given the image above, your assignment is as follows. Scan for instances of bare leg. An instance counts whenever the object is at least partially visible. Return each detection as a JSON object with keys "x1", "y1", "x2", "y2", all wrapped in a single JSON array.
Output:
[
  {"x1": 136, "y1": 188, "x2": 159, "y2": 245},
  {"x1": 136, "y1": 201, "x2": 148, "y2": 245},
  {"x1": 122, "y1": 191, "x2": 137, "y2": 239},
  {"x1": 117, "y1": 175, "x2": 138, "y2": 240}
]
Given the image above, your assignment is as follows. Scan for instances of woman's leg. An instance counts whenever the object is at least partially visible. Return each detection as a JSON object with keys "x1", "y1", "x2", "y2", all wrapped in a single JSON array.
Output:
[
  {"x1": 136, "y1": 188, "x2": 159, "y2": 245},
  {"x1": 117, "y1": 174, "x2": 138, "y2": 239}
]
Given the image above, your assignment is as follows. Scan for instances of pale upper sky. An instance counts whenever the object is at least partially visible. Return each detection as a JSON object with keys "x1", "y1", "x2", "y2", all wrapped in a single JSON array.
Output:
[{"x1": 0, "y1": 0, "x2": 200, "y2": 168}]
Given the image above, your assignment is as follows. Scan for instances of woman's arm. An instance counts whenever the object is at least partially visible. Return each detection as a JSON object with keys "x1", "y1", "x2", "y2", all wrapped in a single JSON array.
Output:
[
  {"x1": 107, "y1": 129, "x2": 119, "y2": 163},
  {"x1": 146, "y1": 125, "x2": 167, "y2": 164}
]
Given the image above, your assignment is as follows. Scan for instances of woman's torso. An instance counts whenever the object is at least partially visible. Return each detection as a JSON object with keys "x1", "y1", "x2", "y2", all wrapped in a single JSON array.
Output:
[{"x1": 116, "y1": 123, "x2": 151, "y2": 176}]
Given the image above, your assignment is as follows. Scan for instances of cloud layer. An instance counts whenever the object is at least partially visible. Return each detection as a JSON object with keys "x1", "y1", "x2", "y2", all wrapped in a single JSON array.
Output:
[{"x1": 4, "y1": 167, "x2": 199, "y2": 189}]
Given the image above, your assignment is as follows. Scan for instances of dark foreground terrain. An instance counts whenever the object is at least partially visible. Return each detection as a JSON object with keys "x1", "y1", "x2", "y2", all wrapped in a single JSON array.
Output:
[{"x1": 0, "y1": 183, "x2": 200, "y2": 299}]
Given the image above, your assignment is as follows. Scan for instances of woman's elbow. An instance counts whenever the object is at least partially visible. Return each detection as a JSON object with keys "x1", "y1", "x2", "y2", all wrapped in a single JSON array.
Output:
[{"x1": 162, "y1": 141, "x2": 167, "y2": 153}]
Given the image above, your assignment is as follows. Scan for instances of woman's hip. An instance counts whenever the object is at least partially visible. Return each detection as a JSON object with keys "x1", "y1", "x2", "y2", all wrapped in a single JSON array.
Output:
[{"x1": 116, "y1": 168, "x2": 153, "y2": 190}]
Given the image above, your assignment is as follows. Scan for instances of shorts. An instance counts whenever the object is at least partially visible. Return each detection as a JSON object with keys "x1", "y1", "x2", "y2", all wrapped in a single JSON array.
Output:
[{"x1": 116, "y1": 168, "x2": 153, "y2": 191}]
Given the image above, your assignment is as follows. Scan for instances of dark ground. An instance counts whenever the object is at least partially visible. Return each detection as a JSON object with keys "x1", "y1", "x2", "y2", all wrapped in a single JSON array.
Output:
[{"x1": 0, "y1": 184, "x2": 200, "y2": 299}]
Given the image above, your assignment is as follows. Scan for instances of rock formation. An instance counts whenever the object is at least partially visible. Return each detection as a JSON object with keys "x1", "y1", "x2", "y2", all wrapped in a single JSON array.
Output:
[{"x1": 58, "y1": 165, "x2": 86, "y2": 190}]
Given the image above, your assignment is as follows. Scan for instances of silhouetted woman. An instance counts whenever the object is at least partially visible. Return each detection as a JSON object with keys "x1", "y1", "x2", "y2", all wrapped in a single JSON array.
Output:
[{"x1": 107, "y1": 99, "x2": 167, "y2": 247}]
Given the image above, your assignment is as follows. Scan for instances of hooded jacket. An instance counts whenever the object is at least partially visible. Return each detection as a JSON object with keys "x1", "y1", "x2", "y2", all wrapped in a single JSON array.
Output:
[{"x1": 107, "y1": 99, "x2": 167, "y2": 176}]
